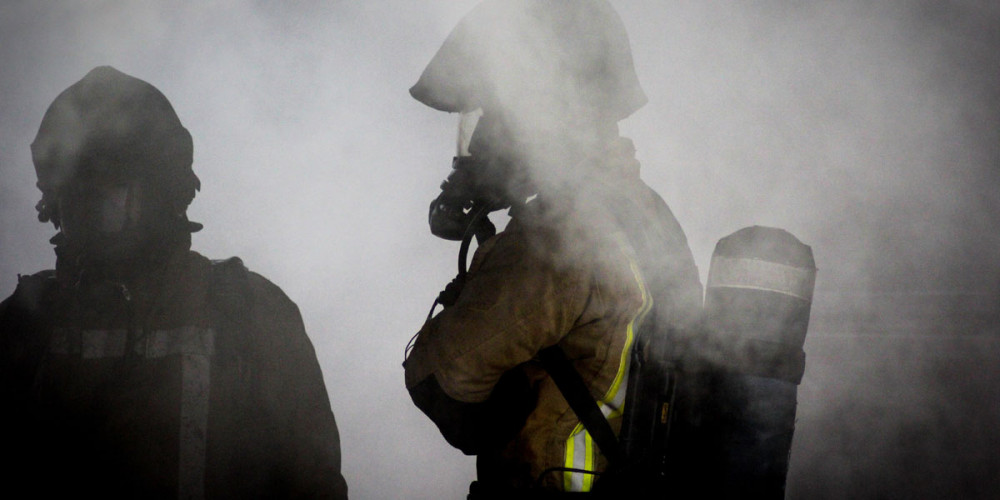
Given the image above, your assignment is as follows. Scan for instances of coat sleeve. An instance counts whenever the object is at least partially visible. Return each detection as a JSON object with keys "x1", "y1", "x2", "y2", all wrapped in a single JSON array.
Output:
[
  {"x1": 0, "y1": 271, "x2": 55, "y2": 402},
  {"x1": 248, "y1": 273, "x2": 349, "y2": 499},
  {"x1": 0, "y1": 272, "x2": 58, "y2": 484},
  {"x1": 404, "y1": 221, "x2": 592, "y2": 453}
]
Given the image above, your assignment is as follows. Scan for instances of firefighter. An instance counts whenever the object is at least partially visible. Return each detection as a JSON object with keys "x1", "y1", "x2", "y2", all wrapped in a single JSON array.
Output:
[
  {"x1": 403, "y1": 1, "x2": 703, "y2": 496},
  {"x1": 0, "y1": 66, "x2": 348, "y2": 499}
]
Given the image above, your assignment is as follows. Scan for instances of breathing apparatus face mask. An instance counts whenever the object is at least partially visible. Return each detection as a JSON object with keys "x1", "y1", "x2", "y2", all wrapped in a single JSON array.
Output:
[
  {"x1": 56, "y1": 173, "x2": 153, "y2": 260},
  {"x1": 428, "y1": 109, "x2": 514, "y2": 241}
]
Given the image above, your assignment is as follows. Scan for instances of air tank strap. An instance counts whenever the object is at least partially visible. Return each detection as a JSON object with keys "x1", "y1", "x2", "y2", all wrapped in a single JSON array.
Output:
[{"x1": 537, "y1": 345, "x2": 624, "y2": 465}]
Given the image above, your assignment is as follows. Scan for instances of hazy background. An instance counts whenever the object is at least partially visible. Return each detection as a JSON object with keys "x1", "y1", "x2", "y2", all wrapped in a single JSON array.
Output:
[{"x1": 1, "y1": 1, "x2": 997, "y2": 498}]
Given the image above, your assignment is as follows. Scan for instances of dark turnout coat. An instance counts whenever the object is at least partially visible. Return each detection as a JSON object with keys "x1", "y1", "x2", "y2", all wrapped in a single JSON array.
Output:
[{"x1": 0, "y1": 247, "x2": 347, "y2": 499}]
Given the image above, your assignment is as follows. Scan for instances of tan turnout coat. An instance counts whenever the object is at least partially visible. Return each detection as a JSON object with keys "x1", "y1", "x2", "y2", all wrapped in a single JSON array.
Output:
[{"x1": 405, "y1": 142, "x2": 702, "y2": 492}]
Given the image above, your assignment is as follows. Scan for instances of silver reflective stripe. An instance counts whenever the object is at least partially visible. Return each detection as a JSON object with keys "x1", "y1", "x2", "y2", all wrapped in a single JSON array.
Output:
[
  {"x1": 565, "y1": 425, "x2": 591, "y2": 492},
  {"x1": 178, "y1": 350, "x2": 211, "y2": 500},
  {"x1": 145, "y1": 326, "x2": 216, "y2": 359},
  {"x1": 81, "y1": 329, "x2": 128, "y2": 358},
  {"x1": 707, "y1": 256, "x2": 816, "y2": 301},
  {"x1": 48, "y1": 327, "x2": 215, "y2": 500},
  {"x1": 50, "y1": 327, "x2": 215, "y2": 359}
]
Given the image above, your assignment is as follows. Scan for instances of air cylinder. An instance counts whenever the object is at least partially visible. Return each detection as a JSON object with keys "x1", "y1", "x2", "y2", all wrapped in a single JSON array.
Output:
[{"x1": 704, "y1": 226, "x2": 816, "y2": 497}]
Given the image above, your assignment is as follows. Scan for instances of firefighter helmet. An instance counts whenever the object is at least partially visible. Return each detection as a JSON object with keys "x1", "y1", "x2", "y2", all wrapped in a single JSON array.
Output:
[
  {"x1": 410, "y1": 0, "x2": 647, "y2": 122},
  {"x1": 31, "y1": 66, "x2": 198, "y2": 227}
]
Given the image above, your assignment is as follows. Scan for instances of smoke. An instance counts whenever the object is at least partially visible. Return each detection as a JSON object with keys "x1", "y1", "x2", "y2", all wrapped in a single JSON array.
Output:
[
  {"x1": 1, "y1": 1, "x2": 997, "y2": 498},
  {"x1": 609, "y1": 2, "x2": 1000, "y2": 497}
]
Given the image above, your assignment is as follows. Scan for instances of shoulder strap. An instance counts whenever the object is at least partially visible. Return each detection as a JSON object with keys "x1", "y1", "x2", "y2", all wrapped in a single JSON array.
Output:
[
  {"x1": 205, "y1": 257, "x2": 263, "y2": 416},
  {"x1": 208, "y1": 257, "x2": 252, "y2": 319},
  {"x1": 206, "y1": 257, "x2": 256, "y2": 370},
  {"x1": 537, "y1": 345, "x2": 624, "y2": 464}
]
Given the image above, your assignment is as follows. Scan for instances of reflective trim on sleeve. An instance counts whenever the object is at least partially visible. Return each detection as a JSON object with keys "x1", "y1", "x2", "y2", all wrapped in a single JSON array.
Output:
[
  {"x1": 563, "y1": 422, "x2": 586, "y2": 492},
  {"x1": 563, "y1": 237, "x2": 652, "y2": 492}
]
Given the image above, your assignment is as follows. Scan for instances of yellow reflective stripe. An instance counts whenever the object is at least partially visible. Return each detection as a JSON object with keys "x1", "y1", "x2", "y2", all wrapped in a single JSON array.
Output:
[
  {"x1": 564, "y1": 422, "x2": 586, "y2": 491},
  {"x1": 599, "y1": 238, "x2": 651, "y2": 420},
  {"x1": 563, "y1": 422, "x2": 593, "y2": 492},
  {"x1": 563, "y1": 428, "x2": 573, "y2": 491},
  {"x1": 583, "y1": 431, "x2": 596, "y2": 491},
  {"x1": 604, "y1": 253, "x2": 652, "y2": 417},
  {"x1": 562, "y1": 235, "x2": 653, "y2": 492}
]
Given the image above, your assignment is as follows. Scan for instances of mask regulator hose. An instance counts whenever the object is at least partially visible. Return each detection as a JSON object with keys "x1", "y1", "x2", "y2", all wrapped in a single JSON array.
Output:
[
  {"x1": 405, "y1": 203, "x2": 496, "y2": 363},
  {"x1": 427, "y1": 202, "x2": 495, "y2": 320}
]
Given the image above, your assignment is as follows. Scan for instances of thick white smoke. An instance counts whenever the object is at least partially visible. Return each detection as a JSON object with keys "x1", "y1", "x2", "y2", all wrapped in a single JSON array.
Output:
[{"x1": 1, "y1": 1, "x2": 997, "y2": 498}]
